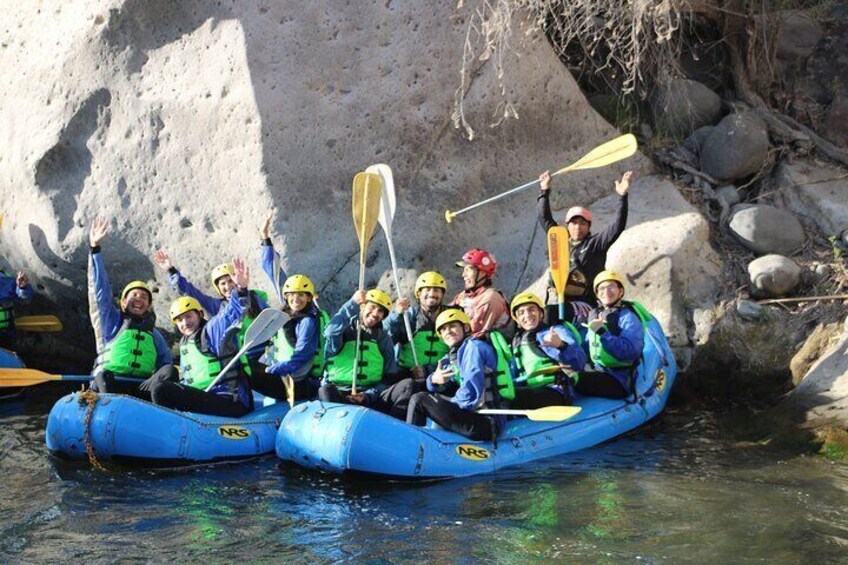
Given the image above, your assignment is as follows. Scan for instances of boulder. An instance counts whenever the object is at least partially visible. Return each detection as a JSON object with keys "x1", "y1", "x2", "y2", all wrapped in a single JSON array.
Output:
[
  {"x1": 651, "y1": 78, "x2": 723, "y2": 138},
  {"x1": 700, "y1": 112, "x2": 770, "y2": 181},
  {"x1": 747, "y1": 254, "x2": 801, "y2": 298},
  {"x1": 728, "y1": 204, "x2": 806, "y2": 255},
  {"x1": 824, "y1": 96, "x2": 848, "y2": 154},
  {"x1": 774, "y1": 160, "x2": 848, "y2": 237},
  {"x1": 0, "y1": 1, "x2": 646, "y2": 362},
  {"x1": 776, "y1": 12, "x2": 824, "y2": 61}
]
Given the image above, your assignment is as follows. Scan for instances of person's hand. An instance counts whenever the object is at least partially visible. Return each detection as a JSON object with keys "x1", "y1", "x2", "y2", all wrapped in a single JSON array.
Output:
[
  {"x1": 347, "y1": 392, "x2": 366, "y2": 404},
  {"x1": 352, "y1": 290, "x2": 366, "y2": 305},
  {"x1": 396, "y1": 296, "x2": 411, "y2": 313},
  {"x1": 153, "y1": 249, "x2": 173, "y2": 271},
  {"x1": 232, "y1": 256, "x2": 250, "y2": 289},
  {"x1": 266, "y1": 361, "x2": 285, "y2": 375},
  {"x1": 431, "y1": 366, "x2": 455, "y2": 385},
  {"x1": 615, "y1": 171, "x2": 634, "y2": 196},
  {"x1": 15, "y1": 271, "x2": 29, "y2": 288},
  {"x1": 89, "y1": 213, "x2": 109, "y2": 247},
  {"x1": 586, "y1": 319, "x2": 604, "y2": 333},
  {"x1": 541, "y1": 330, "x2": 563, "y2": 349},
  {"x1": 260, "y1": 211, "x2": 274, "y2": 240},
  {"x1": 539, "y1": 170, "x2": 552, "y2": 192}
]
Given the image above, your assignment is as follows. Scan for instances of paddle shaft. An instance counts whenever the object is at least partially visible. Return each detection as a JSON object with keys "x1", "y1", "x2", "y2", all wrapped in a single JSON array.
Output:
[
  {"x1": 383, "y1": 231, "x2": 419, "y2": 367},
  {"x1": 448, "y1": 172, "x2": 560, "y2": 220}
]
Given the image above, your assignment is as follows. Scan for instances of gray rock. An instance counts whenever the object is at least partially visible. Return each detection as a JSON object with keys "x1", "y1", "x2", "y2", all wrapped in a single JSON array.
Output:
[
  {"x1": 701, "y1": 112, "x2": 770, "y2": 181},
  {"x1": 652, "y1": 79, "x2": 723, "y2": 138},
  {"x1": 729, "y1": 204, "x2": 806, "y2": 255},
  {"x1": 715, "y1": 184, "x2": 740, "y2": 208},
  {"x1": 824, "y1": 95, "x2": 848, "y2": 148},
  {"x1": 814, "y1": 263, "x2": 833, "y2": 278},
  {"x1": 776, "y1": 12, "x2": 824, "y2": 60},
  {"x1": 774, "y1": 160, "x2": 848, "y2": 237},
  {"x1": 737, "y1": 299, "x2": 764, "y2": 321},
  {"x1": 681, "y1": 126, "x2": 715, "y2": 156},
  {"x1": 748, "y1": 254, "x2": 801, "y2": 297}
]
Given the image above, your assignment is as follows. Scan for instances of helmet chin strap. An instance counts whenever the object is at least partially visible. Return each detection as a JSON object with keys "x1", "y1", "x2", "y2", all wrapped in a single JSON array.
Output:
[{"x1": 465, "y1": 271, "x2": 489, "y2": 293}]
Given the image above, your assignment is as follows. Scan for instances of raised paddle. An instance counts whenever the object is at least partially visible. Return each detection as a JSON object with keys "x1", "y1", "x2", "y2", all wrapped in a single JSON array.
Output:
[
  {"x1": 204, "y1": 308, "x2": 289, "y2": 392},
  {"x1": 444, "y1": 134, "x2": 638, "y2": 223},
  {"x1": 367, "y1": 163, "x2": 419, "y2": 367},
  {"x1": 478, "y1": 405, "x2": 582, "y2": 422},
  {"x1": 16, "y1": 315, "x2": 63, "y2": 332},
  {"x1": 351, "y1": 171, "x2": 382, "y2": 395},
  {"x1": 548, "y1": 226, "x2": 570, "y2": 321},
  {"x1": 0, "y1": 368, "x2": 135, "y2": 388}
]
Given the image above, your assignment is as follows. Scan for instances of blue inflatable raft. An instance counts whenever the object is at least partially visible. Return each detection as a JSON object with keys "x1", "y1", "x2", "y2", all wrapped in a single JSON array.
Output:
[
  {"x1": 276, "y1": 317, "x2": 677, "y2": 479},
  {"x1": 0, "y1": 348, "x2": 26, "y2": 400},
  {"x1": 46, "y1": 393, "x2": 290, "y2": 467}
]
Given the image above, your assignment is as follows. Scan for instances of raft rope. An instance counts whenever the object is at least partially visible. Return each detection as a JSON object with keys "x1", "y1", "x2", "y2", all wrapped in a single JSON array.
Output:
[{"x1": 78, "y1": 388, "x2": 110, "y2": 473}]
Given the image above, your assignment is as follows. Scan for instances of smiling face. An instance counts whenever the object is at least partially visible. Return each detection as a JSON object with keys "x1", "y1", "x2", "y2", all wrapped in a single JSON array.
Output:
[
  {"x1": 438, "y1": 321, "x2": 467, "y2": 348},
  {"x1": 417, "y1": 287, "x2": 445, "y2": 310},
  {"x1": 360, "y1": 302, "x2": 387, "y2": 329},
  {"x1": 596, "y1": 281, "x2": 624, "y2": 307},
  {"x1": 285, "y1": 291, "x2": 310, "y2": 313},
  {"x1": 121, "y1": 289, "x2": 151, "y2": 317},
  {"x1": 174, "y1": 309, "x2": 203, "y2": 336},
  {"x1": 215, "y1": 275, "x2": 237, "y2": 300},
  {"x1": 514, "y1": 303, "x2": 544, "y2": 331},
  {"x1": 566, "y1": 217, "x2": 590, "y2": 242},
  {"x1": 461, "y1": 266, "x2": 481, "y2": 291}
]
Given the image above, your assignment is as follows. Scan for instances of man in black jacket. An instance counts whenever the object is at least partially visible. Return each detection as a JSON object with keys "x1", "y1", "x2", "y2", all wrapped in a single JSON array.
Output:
[{"x1": 537, "y1": 169, "x2": 634, "y2": 324}]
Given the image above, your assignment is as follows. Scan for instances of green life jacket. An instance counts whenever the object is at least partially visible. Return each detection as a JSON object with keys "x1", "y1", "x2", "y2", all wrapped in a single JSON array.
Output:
[
  {"x1": 0, "y1": 304, "x2": 13, "y2": 332},
  {"x1": 271, "y1": 308, "x2": 329, "y2": 378},
  {"x1": 324, "y1": 325, "x2": 385, "y2": 388},
  {"x1": 235, "y1": 289, "x2": 269, "y2": 375},
  {"x1": 513, "y1": 323, "x2": 581, "y2": 388},
  {"x1": 397, "y1": 310, "x2": 449, "y2": 370},
  {"x1": 588, "y1": 300, "x2": 651, "y2": 369},
  {"x1": 179, "y1": 327, "x2": 243, "y2": 392},
  {"x1": 96, "y1": 316, "x2": 158, "y2": 378}
]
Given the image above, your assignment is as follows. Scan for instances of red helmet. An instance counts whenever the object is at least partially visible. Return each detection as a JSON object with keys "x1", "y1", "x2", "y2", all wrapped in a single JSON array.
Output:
[
  {"x1": 565, "y1": 206, "x2": 592, "y2": 224},
  {"x1": 456, "y1": 248, "x2": 497, "y2": 277}
]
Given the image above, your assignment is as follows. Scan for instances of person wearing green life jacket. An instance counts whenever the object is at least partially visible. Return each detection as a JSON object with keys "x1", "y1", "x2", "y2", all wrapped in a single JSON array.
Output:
[
  {"x1": 577, "y1": 270, "x2": 644, "y2": 399},
  {"x1": 257, "y1": 211, "x2": 326, "y2": 401},
  {"x1": 143, "y1": 257, "x2": 254, "y2": 416},
  {"x1": 509, "y1": 292, "x2": 586, "y2": 410},
  {"x1": 87, "y1": 214, "x2": 172, "y2": 396},
  {"x1": 406, "y1": 309, "x2": 507, "y2": 441},
  {"x1": 153, "y1": 248, "x2": 269, "y2": 377},
  {"x1": 388, "y1": 271, "x2": 451, "y2": 381},
  {"x1": 0, "y1": 267, "x2": 33, "y2": 350},
  {"x1": 318, "y1": 289, "x2": 398, "y2": 407}
]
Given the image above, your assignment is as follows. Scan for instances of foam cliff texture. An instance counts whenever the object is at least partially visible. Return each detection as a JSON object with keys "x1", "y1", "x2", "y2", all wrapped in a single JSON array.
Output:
[{"x1": 1, "y1": 1, "x2": 656, "y2": 363}]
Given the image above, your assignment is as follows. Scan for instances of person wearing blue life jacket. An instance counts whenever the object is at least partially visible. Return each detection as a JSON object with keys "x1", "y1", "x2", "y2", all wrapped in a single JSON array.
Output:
[
  {"x1": 509, "y1": 292, "x2": 587, "y2": 410},
  {"x1": 318, "y1": 289, "x2": 398, "y2": 408},
  {"x1": 577, "y1": 270, "x2": 644, "y2": 399},
  {"x1": 0, "y1": 267, "x2": 33, "y2": 350},
  {"x1": 143, "y1": 257, "x2": 254, "y2": 416},
  {"x1": 406, "y1": 309, "x2": 507, "y2": 441},
  {"x1": 87, "y1": 214, "x2": 172, "y2": 396},
  {"x1": 257, "y1": 212, "x2": 325, "y2": 401},
  {"x1": 153, "y1": 248, "x2": 269, "y2": 377}
]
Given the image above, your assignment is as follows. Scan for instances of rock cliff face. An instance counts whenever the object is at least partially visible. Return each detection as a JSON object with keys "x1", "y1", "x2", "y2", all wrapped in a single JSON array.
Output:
[{"x1": 1, "y1": 1, "x2": 650, "y2": 361}]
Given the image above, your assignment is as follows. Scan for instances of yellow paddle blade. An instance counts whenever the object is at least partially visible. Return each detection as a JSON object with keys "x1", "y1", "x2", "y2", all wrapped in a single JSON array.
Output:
[
  {"x1": 352, "y1": 172, "x2": 383, "y2": 261},
  {"x1": 547, "y1": 226, "x2": 569, "y2": 302},
  {"x1": 0, "y1": 368, "x2": 61, "y2": 387},
  {"x1": 526, "y1": 405, "x2": 582, "y2": 422},
  {"x1": 16, "y1": 315, "x2": 63, "y2": 332},
  {"x1": 556, "y1": 134, "x2": 638, "y2": 175}
]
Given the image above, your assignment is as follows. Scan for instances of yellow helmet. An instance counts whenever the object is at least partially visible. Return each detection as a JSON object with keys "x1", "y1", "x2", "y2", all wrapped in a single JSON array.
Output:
[
  {"x1": 414, "y1": 271, "x2": 447, "y2": 296},
  {"x1": 282, "y1": 274, "x2": 315, "y2": 295},
  {"x1": 365, "y1": 289, "x2": 392, "y2": 313},
  {"x1": 170, "y1": 296, "x2": 203, "y2": 322},
  {"x1": 593, "y1": 270, "x2": 627, "y2": 293},
  {"x1": 510, "y1": 292, "x2": 545, "y2": 320},
  {"x1": 121, "y1": 280, "x2": 153, "y2": 303},
  {"x1": 210, "y1": 263, "x2": 235, "y2": 289},
  {"x1": 435, "y1": 308, "x2": 471, "y2": 333}
]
